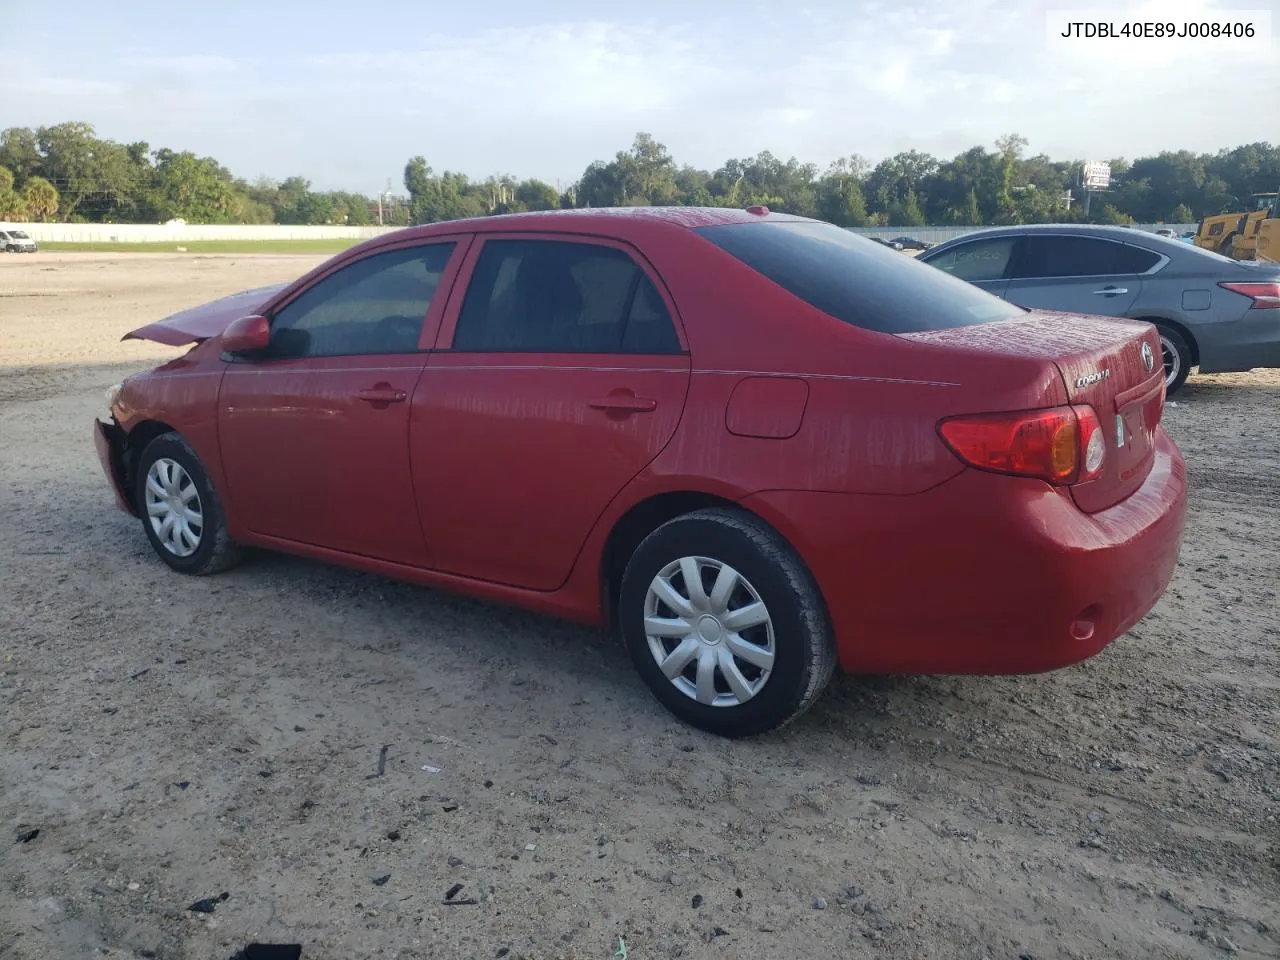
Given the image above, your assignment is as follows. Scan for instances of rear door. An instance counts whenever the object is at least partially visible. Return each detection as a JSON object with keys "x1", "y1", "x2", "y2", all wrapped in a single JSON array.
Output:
[
  {"x1": 1003, "y1": 235, "x2": 1157, "y2": 317},
  {"x1": 919, "y1": 234, "x2": 1018, "y2": 298},
  {"x1": 411, "y1": 233, "x2": 691, "y2": 590}
]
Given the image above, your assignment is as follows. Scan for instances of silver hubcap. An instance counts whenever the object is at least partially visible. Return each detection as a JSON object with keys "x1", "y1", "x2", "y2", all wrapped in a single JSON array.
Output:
[
  {"x1": 145, "y1": 458, "x2": 203, "y2": 557},
  {"x1": 1160, "y1": 334, "x2": 1181, "y2": 388},
  {"x1": 643, "y1": 557, "x2": 775, "y2": 708}
]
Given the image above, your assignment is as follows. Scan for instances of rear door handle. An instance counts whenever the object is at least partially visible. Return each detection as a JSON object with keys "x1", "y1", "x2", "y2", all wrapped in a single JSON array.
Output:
[
  {"x1": 355, "y1": 385, "x2": 407, "y2": 405},
  {"x1": 1092, "y1": 287, "x2": 1129, "y2": 295},
  {"x1": 588, "y1": 395, "x2": 658, "y2": 413}
]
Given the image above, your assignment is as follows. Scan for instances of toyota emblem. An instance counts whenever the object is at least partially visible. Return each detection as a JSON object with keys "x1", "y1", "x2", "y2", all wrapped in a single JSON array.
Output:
[{"x1": 1141, "y1": 341, "x2": 1155, "y2": 373}]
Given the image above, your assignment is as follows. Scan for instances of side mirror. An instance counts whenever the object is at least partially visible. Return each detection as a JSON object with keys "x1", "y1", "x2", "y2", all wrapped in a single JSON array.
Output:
[{"x1": 221, "y1": 314, "x2": 271, "y2": 355}]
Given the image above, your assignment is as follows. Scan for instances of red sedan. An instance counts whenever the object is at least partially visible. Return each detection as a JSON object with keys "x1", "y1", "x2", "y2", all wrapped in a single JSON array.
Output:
[{"x1": 96, "y1": 207, "x2": 1187, "y2": 737}]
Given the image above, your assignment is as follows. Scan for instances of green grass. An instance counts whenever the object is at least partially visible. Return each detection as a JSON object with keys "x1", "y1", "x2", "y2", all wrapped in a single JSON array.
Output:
[{"x1": 38, "y1": 238, "x2": 364, "y2": 254}]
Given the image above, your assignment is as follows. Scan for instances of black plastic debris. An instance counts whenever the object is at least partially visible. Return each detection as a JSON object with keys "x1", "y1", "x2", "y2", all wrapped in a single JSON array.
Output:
[
  {"x1": 130, "y1": 668, "x2": 150, "y2": 680},
  {"x1": 364, "y1": 745, "x2": 389, "y2": 780},
  {"x1": 442, "y1": 804, "x2": 458, "y2": 813},
  {"x1": 691, "y1": 894, "x2": 703, "y2": 909},
  {"x1": 385, "y1": 830, "x2": 401, "y2": 842},
  {"x1": 188, "y1": 892, "x2": 230, "y2": 913},
  {"x1": 228, "y1": 945, "x2": 302, "y2": 960},
  {"x1": 372, "y1": 874, "x2": 391, "y2": 886},
  {"x1": 445, "y1": 883, "x2": 464, "y2": 901},
  {"x1": 173, "y1": 781, "x2": 191, "y2": 791},
  {"x1": 15, "y1": 828, "x2": 39, "y2": 844}
]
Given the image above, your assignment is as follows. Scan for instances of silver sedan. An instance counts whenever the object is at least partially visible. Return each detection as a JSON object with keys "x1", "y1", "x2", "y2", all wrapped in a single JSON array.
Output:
[{"x1": 918, "y1": 224, "x2": 1280, "y2": 393}]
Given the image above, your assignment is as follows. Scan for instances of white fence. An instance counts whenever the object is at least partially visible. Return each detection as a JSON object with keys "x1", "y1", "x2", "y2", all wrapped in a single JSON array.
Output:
[{"x1": 0, "y1": 223, "x2": 402, "y2": 243}]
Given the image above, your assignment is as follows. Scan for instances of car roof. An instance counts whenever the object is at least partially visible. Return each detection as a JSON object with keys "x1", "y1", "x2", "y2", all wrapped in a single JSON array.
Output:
[{"x1": 363, "y1": 206, "x2": 812, "y2": 248}]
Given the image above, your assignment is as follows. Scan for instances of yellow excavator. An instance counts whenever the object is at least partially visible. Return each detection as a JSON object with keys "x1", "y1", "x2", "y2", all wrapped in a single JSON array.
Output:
[{"x1": 1194, "y1": 191, "x2": 1279, "y2": 261}]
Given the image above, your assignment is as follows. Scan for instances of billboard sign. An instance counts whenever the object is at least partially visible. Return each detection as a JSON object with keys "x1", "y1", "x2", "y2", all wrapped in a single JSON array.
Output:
[{"x1": 1082, "y1": 161, "x2": 1111, "y2": 191}]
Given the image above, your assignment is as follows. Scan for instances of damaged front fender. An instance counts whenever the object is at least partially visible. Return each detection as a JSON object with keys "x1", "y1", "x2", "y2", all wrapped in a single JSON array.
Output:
[{"x1": 94, "y1": 418, "x2": 136, "y2": 516}]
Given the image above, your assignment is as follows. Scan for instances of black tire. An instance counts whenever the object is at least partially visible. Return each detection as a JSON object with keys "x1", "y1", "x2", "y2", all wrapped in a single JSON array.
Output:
[
  {"x1": 1156, "y1": 325, "x2": 1192, "y2": 395},
  {"x1": 134, "y1": 432, "x2": 244, "y2": 575},
  {"x1": 618, "y1": 507, "x2": 837, "y2": 738}
]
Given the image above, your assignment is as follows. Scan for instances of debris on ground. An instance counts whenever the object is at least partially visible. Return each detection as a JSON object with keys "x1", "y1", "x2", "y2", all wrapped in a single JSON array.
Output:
[
  {"x1": 188, "y1": 892, "x2": 230, "y2": 914},
  {"x1": 227, "y1": 945, "x2": 303, "y2": 960},
  {"x1": 15, "y1": 828, "x2": 40, "y2": 844}
]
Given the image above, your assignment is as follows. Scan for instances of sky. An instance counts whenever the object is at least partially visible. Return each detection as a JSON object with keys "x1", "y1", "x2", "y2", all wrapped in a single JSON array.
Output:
[{"x1": 0, "y1": 0, "x2": 1274, "y2": 193}]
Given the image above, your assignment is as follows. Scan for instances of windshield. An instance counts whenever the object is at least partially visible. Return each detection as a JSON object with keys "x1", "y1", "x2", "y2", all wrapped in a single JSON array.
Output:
[
  {"x1": 9, "y1": 231, "x2": 30, "y2": 239},
  {"x1": 695, "y1": 220, "x2": 1024, "y2": 334}
]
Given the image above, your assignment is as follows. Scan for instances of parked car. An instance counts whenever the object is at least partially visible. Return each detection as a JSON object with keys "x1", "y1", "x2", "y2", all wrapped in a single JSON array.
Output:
[
  {"x1": 96, "y1": 208, "x2": 1187, "y2": 737},
  {"x1": 1, "y1": 228, "x2": 37, "y2": 253},
  {"x1": 888, "y1": 236, "x2": 934, "y2": 251},
  {"x1": 868, "y1": 236, "x2": 904, "y2": 250},
  {"x1": 918, "y1": 224, "x2": 1280, "y2": 392},
  {"x1": 1153, "y1": 228, "x2": 1176, "y2": 238}
]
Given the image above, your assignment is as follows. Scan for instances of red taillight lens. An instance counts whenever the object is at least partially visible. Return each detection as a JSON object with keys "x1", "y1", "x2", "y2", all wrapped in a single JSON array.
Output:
[
  {"x1": 939, "y1": 405, "x2": 1105, "y2": 485},
  {"x1": 1219, "y1": 281, "x2": 1280, "y2": 309}
]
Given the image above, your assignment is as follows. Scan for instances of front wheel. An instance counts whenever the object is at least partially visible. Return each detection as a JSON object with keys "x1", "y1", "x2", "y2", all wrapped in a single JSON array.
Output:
[
  {"x1": 618, "y1": 508, "x2": 837, "y2": 738},
  {"x1": 1156, "y1": 325, "x2": 1193, "y2": 395},
  {"x1": 135, "y1": 432, "x2": 244, "y2": 575}
]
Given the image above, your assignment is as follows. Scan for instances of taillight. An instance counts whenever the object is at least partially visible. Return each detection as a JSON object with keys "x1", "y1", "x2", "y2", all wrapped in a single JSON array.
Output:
[
  {"x1": 939, "y1": 405, "x2": 1105, "y2": 485},
  {"x1": 1219, "y1": 281, "x2": 1280, "y2": 309}
]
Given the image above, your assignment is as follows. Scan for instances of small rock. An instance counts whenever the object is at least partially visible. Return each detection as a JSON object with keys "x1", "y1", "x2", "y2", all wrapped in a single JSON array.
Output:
[
  {"x1": 692, "y1": 894, "x2": 704, "y2": 909},
  {"x1": 483, "y1": 780, "x2": 494, "y2": 788},
  {"x1": 372, "y1": 874, "x2": 391, "y2": 886},
  {"x1": 188, "y1": 892, "x2": 229, "y2": 914},
  {"x1": 844, "y1": 885, "x2": 865, "y2": 899},
  {"x1": 386, "y1": 830, "x2": 401, "y2": 842},
  {"x1": 15, "y1": 829, "x2": 40, "y2": 844},
  {"x1": 127, "y1": 882, "x2": 140, "y2": 891},
  {"x1": 448, "y1": 856, "x2": 464, "y2": 868},
  {"x1": 711, "y1": 926, "x2": 728, "y2": 938},
  {"x1": 524, "y1": 843, "x2": 537, "y2": 852},
  {"x1": 1086, "y1": 811, "x2": 1100, "y2": 823},
  {"x1": 813, "y1": 897, "x2": 827, "y2": 910}
]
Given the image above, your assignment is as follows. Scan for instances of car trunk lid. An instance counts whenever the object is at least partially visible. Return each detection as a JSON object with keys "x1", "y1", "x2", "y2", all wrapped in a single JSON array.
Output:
[
  {"x1": 121, "y1": 282, "x2": 289, "y2": 346},
  {"x1": 902, "y1": 310, "x2": 1165, "y2": 512}
]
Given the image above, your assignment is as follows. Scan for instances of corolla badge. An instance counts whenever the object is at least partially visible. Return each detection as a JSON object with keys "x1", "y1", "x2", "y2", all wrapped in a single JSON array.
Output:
[
  {"x1": 1141, "y1": 341, "x2": 1155, "y2": 372},
  {"x1": 1074, "y1": 369, "x2": 1111, "y2": 388}
]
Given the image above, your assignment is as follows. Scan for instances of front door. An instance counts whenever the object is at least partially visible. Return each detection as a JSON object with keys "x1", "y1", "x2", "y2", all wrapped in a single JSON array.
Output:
[
  {"x1": 1003, "y1": 234, "x2": 1155, "y2": 317},
  {"x1": 411, "y1": 233, "x2": 692, "y2": 591},
  {"x1": 218, "y1": 239, "x2": 467, "y2": 566}
]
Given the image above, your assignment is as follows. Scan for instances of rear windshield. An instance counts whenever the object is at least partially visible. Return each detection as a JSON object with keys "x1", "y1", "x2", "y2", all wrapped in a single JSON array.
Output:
[{"x1": 696, "y1": 220, "x2": 1024, "y2": 334}]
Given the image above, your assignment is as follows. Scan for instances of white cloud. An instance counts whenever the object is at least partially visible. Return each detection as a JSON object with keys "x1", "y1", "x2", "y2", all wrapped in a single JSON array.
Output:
[{"x1": 0, "y1": 0, "x2": 1273, "y2": 189}]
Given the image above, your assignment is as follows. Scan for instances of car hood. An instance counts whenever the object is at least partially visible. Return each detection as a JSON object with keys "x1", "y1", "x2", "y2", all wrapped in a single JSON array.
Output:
[{"x1": 122, "y1": 282, "x2": 289, "y2": 346}]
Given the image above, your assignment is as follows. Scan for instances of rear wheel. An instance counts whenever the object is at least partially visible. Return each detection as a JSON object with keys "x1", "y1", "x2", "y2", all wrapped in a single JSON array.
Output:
[
  {"x1": 135, "y1": 432, "x2": 244, "y2": 575},
  {"x1": 1156, "y1": 325, "x2": 1192, "y2": 395},
  {"x1": 618, "y1": 508, "x2": 836, "y2": 738}
]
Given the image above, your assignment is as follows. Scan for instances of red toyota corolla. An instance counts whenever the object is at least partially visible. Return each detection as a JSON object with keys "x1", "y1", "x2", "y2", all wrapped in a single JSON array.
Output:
[{"x1": 96, "y1": 207, "x2": 1187, "y2": 737}]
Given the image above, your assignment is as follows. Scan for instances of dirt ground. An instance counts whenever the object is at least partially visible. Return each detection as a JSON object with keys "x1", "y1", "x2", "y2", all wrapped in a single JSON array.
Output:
[{"x1": 1, "y1": 253, "x2": 1277, "y2": 960}]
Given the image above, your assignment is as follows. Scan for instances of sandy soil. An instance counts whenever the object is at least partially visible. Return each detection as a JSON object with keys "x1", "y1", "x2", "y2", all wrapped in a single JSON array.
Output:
[{"x1": 1, "y1": 253, "x2": 1277, "y2": 960}]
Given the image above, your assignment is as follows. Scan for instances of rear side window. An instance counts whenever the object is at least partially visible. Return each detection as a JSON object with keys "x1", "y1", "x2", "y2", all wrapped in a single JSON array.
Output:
[
  {"x1": 696, "y1": 221, "x2": 1023, "y2": 334},
  {"x1": 923, "y1": 236, "x2": 1016, "y2": 282},
  {"x1": 452, "y1": 239, "x2": 682, "y2": 353},
  {"x1": 1015, "y1": 236, "x2": 1161, "y2": 278}
]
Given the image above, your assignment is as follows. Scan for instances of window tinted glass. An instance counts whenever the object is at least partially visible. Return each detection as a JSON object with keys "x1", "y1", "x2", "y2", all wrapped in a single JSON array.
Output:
[
  {"x1": 923, "y1": 237, "x2": 1016, "y2": 282},
  {"x1": 1016, "y1": 236, "x2": 1159, "y2": 278},
  {"x1": 696, "y1": 221, "x2": 1023, "y2": 334},
  {"x1": 267, "y1": 243, "x2": 454, "y2": 359},
  {"x1": 452, "y1": 239, "x2": 681, "y2": 353}
]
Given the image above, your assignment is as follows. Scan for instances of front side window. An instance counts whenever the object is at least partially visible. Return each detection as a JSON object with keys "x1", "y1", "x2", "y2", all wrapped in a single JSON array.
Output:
[
  {"x1": 451, "y1": 239, "x2": 681, "y2": 353},
  {"x1": 923, "y1": 237, "x2": 1017, "y2": 282},
  {"x1": 1015, "y1": 236, "x2": 1160, "y2": 279},
  {"x1": 267, "y1": 243, "x2": 455, "y2": 359}
]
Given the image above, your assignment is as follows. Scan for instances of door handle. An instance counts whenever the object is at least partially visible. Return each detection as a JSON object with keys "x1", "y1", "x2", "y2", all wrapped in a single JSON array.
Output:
[
  {"x1": 588, "y1": 395, "x2": 658, "y2": 413},
  {"x1": 1092, "y1": 287, "x2": 1129, "y2": 295},
  {"x1": 355, "y1": 385, "x2": 407, "y2": 405}
]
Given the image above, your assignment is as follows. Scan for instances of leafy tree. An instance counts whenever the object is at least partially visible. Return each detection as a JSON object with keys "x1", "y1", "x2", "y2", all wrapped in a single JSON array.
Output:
[
  {"x1": 515, "y1": 179, "x2": 559, "y2": 211},
  {"x1": 0, "y1": 128, "x2": 41, "y2": 186},
  {"x1": 1170, "y1": 203, "x2": 1194, "y2": 223},
  {"x1": 0, "y1": 165, "x2": 23, "y2": 219}
]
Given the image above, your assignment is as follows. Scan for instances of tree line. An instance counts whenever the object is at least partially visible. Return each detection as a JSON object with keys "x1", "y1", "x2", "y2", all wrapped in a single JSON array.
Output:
[{"x1": 2, "y1": 122, "x2": 1277, "y2": 229}]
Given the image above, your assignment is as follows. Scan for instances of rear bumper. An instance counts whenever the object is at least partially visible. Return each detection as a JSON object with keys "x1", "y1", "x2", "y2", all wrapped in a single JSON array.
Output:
[
  {"x1": 1196, "y1": 309, "x2": 1280, "y2": 373},
  {"x1": 742, "y1": 426, "x2": 1188, "y2": 675},
  {"x1": 94, "y1": 418, "x2": 136, "y2": 516}
]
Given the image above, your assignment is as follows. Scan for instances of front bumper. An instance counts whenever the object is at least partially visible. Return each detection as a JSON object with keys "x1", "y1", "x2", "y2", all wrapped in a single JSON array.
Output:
[
  {"x1": 742, "y1": 426, "x2": 1188, "y2": 675},
  {"x1": 94, "y1": 418, "x2": 136, "y2": 516}
]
